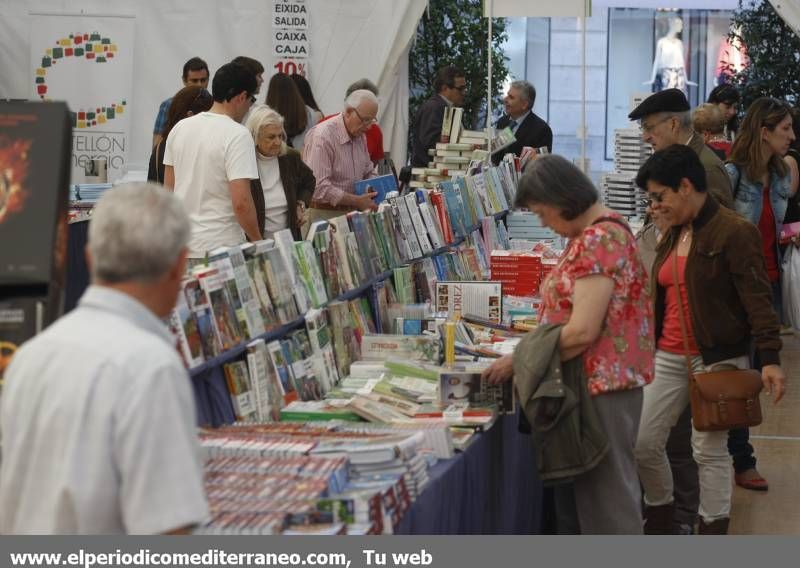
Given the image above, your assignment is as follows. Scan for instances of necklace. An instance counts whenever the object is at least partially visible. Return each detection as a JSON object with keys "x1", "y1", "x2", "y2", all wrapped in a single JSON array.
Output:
[{"x1": 681, "y1": 227, "x2": 692, "y2": 244}]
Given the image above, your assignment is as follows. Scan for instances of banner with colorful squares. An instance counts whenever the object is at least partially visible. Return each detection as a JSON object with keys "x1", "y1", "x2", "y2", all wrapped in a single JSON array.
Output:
[{"x1": 30, "y1": 15, "x2": 134, "y2": 183}]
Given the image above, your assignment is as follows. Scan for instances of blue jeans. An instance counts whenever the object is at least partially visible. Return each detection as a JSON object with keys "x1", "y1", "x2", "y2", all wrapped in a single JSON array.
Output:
[
  {"x1": 727, "y1": 428, "x2": 756, "y2": 474},
  {"x1": 729, "y1": 282, "x2": 779, "y2": 475}
]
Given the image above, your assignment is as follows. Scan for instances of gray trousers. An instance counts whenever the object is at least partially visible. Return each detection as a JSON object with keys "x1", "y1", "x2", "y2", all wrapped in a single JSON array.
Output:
[{"x1": 554, "y1": 387, "x2": 645, "y2": 534}]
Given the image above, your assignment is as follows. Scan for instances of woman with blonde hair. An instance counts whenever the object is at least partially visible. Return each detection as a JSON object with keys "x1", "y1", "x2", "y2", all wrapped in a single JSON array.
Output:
[{"x1": 244, "y1": 104, "x2": 315, "y2": 239}]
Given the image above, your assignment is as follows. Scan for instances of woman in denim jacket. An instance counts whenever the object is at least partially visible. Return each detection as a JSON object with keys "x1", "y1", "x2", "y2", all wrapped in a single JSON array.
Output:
[
  {"x1": 723, "y1": 97, "x2": 795, "y2": 493},
  {"x1": 725, "y1": 98, "x2": 796, "y2": 302}
]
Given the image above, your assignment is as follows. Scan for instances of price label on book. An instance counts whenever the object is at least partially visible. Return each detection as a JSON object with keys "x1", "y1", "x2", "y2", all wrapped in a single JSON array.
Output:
[{"x1": 443, "y1": 404, "x2": 466, "y2": 422}]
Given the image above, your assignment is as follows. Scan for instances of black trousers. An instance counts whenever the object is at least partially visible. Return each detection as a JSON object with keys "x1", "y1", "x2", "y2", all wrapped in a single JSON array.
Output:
[{"x1": 667, "y1": 405, "x2": 699, "y2": 527}]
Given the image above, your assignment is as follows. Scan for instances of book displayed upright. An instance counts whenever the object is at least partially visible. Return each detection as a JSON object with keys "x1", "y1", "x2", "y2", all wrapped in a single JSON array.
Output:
[
  {"x1": 353, "y1": 174, "x2": 397, "y2": 205},
  {"x1": 435, "y1": 281, "x2": 502, "y2": 324}
]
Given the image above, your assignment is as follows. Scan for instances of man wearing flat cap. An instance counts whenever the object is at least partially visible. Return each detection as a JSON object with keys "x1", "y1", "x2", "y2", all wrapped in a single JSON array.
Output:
[{"x1": 630, "y1": 88, "x2": 733, "y2": 208}]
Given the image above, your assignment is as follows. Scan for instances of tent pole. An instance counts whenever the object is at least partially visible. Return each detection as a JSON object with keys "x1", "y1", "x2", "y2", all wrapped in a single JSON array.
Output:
[
  {"x1": 580, "y1": 12, "x2": 587, "y2": 173},
  {"x1": 488, "y1": 0, "x2": 493, "y2": 144}
]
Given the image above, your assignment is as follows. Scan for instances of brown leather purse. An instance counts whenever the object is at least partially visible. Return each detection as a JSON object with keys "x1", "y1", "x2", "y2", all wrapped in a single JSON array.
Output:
[{"x1": 672, "y1": 250, "x2": 763, "y2": 432}]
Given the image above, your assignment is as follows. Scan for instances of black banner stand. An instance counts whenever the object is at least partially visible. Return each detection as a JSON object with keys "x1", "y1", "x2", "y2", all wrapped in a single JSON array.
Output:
[{"x1": 0, "y1": 101, "x2": 72, "y2": 388}]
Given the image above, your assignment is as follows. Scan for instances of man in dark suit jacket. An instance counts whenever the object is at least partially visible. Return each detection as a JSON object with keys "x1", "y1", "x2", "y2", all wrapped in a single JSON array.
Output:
[
  {"x1": 492, "y1": 80, "x2": 552, "y2": 165},
  {"x1": 410, "y1": 65, "x2": 466, "y2": 167}
]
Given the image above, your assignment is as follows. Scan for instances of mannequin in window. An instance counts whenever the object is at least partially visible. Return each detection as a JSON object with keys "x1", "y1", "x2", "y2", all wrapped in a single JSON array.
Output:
[{"x1": 644, "y1": 16, "x2": 696, "y2": 95}]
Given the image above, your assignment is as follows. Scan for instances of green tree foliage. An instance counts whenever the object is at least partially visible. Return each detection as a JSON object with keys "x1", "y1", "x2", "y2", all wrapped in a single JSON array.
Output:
[
  {"x1": 409, "y1": 0, "x2": 509, "y2": 136},
  {"x1": 726, "y1": 0, "x2": 800, "y2": 108}
]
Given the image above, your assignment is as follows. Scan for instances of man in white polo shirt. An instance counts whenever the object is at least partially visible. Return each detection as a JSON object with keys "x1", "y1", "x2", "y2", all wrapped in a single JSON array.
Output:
[
  {"x1": 0, "y1": 183, "x2": 208, "y2": 534},
  {"x1": 164, "y1": 62, "x2": 262, "y2": 257}
]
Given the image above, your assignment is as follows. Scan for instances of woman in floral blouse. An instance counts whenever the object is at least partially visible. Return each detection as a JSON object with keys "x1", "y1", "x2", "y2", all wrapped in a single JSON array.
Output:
[{"x1": 483, "y1": 155, "x2": 655, "y2": 534}]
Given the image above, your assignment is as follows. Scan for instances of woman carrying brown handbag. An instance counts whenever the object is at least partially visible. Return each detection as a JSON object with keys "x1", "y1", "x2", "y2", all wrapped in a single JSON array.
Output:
[{"x1": 634, "y1": 145, "x2": 787, "y2": 535}]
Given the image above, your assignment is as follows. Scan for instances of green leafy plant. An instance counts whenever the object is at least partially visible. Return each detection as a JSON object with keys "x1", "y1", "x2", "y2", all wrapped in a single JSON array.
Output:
[
  {"x1": 409, "y1": 0, "x2": 509, "y2": 139},
  {"x1": 725, "y1": 0, "x2": 800, "y2": 108}
]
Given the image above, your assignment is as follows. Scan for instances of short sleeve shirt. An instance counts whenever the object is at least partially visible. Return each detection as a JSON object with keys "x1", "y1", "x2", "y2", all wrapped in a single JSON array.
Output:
[
  {"x1": 164, "y1": 112, "x2": 258, "y2": 256},
  {"x1": 0, "y1": 286, "x2": 208, "y2": 534},
  {"x1": 540, "y1": 215, "x2": 655, "y2": 395},
  {"x1": 153, "y1": 97, "x2": 172, "y2": 135}
]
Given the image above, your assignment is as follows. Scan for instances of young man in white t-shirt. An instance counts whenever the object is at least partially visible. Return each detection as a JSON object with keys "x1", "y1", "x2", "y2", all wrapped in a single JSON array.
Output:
[{"x1": 164, "y1": 62, "x2": 262, "y2": 257}]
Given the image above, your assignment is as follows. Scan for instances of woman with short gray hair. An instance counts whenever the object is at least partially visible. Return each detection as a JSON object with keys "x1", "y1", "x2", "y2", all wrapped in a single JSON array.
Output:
[
  {"x1": 244, "y1": 104, "x2": 315, "y2": 239},
  {"x1": 483, "y1": 154, "x2": 655, "y2": 534}
]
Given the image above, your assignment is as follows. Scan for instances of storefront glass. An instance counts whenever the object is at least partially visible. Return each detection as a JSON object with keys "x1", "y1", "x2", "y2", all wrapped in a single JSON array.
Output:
[{"x1": 500, "y1": 6, "x2": 737, "y2": 180}]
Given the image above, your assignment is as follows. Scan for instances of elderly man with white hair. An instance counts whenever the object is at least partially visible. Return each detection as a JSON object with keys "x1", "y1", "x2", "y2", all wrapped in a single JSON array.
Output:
[
  {"x1": 0, "y1": 183, "x2": 208, "y2": 534},
  {"x1": 302, "y1": 88, "x2": 379, "y2": 230}
]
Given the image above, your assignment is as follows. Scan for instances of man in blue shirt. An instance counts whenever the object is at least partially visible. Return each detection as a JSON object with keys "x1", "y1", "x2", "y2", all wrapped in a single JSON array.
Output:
[{"x1": 152, "y1": 56, "x2": 210, "y2": 148}]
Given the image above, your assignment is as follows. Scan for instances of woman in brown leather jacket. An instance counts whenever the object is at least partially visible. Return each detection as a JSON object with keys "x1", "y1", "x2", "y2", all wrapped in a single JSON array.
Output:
[{"x1": 633, "y1": 144, "x2": 786, "y2": 535}]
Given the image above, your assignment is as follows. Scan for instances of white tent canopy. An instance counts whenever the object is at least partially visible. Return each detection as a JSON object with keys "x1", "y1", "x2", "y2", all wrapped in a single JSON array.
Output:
[
  {"x1": 0, "y1": 0, "x2": 427, "y2": 172},
  {"x1": 769, "y1": 0, "x2": 800, "y2": 37}
]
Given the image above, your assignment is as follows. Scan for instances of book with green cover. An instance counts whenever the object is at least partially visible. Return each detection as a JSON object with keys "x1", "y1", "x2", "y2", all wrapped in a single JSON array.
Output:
[
  {"x1": 392, "y1": 266, "x2": 415, "y2": 305},
  {"x1": 328, "y1": 300, "x2": 359, "y2": 379},
  {"x1": 242, "y1": 250, "x2": 280, "y2": 330},
  {"x1": 383, "y1": 358, "x2": 440, "y2": 382},
  {"x1": 223, "y1": 360, "x2": 257, "y2": 422},
  {"x1": 246, "y1": 338, "x2": 283, "y2": 421},
  {"x1": 304, "y1": 307, "x2": 340, "y2": 394},
  {"x1": 258, "y1": 244, "x2": 300, "y2": 324},
  {"x1": 293, "y1": 240, "x2": 328, "y2": 309},
  {"x1": 280, "y1": 400, "x2": 363, "y2": 422}
]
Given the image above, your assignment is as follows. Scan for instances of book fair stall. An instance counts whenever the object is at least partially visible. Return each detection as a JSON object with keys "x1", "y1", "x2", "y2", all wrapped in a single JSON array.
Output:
[
  {"x1": 2, "y1": 95, "x2": 561, "y2": 534},
  {"x1": 5, "y1": 0, "x2": 800, "y2": 544}
]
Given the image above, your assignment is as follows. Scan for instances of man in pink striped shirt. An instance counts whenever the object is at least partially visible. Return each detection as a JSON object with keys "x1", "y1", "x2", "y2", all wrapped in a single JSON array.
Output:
[{"x1": 302, "y1": 89, "x2": 378, "y2": 233}]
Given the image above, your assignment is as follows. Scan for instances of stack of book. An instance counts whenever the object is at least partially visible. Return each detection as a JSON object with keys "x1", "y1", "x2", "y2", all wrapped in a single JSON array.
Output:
[
  {"x1": 408, "y1": 106, "x2": 491, "y2": 189},
  {"x1": 311, "y1": 431, "x2": 429, "y2": 502},
  {"x1": 490, "y1": 250, "x2": 543, "y2": 297},
  {"x1": 334, "y1": 358, "x2": 512, "y2": 430},
  {"x1": 501, "y1": 296, "x2": 542, "y2": 329},
  {"x1": 196, "y1": 423, "x2": 427, "y2": 534},
  {"x1": 599, "y1": 104, "x2": 652, "y2": 220},
  {"x1": 506, "y1": 210, "x2": 558, "y2": 243},
  {"x1": 196, "y1": 454, "x2": 355, "y2": 535}
]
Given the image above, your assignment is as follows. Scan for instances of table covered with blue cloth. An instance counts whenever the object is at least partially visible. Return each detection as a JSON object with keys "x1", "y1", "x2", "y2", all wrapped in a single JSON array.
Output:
[
  {"x1": 65, "y1": 220, "x2": 90, "y2": 313},
  {"x1": 192, "y1": 366, "x2": 541, "y2": 534},
  {"x1": 69, "y1": 217, "x2": 542, "y2": 534},
  {"x1": 395, "y1": 414, "x2": 541, "y2": 534}
]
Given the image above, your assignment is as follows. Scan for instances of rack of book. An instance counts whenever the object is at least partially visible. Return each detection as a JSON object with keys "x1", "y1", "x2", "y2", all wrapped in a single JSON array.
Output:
[
  {"x1": 178, "y1": 159, "x2": 522, "y2": 418},
  {"x1": 165, "y1": 154, "x2": 563, "y2": 534}
]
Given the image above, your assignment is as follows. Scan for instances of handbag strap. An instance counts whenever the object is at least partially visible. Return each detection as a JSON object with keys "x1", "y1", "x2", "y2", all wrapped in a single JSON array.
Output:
[
  {"x1": 671, "y1": 246, "x2": 696, "y2": 381},
  {"x1": 592, "y1": 215, "x2": 634, "y2": 236}
]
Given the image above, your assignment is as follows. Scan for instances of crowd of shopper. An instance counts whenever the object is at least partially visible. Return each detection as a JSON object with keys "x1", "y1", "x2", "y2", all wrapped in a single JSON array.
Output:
[
  {"x1": 0, "y1": 45, "x2": 795, "y2": 535},
  {"x1": 484, "y1": 85, "x2": 794, "y2": 535}
]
